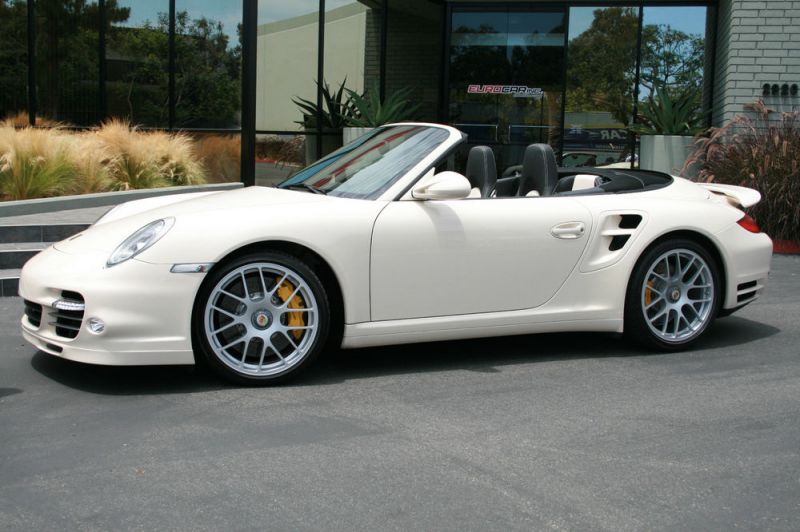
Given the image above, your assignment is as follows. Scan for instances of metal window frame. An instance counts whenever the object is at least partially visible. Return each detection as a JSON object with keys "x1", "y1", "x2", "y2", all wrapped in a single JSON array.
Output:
[
  {"x1": 253, "y1": 0, "x2": 389, "y2": 179},
  {"x1": 15, "y1": 0, "x2": 714, "y2": 184},
  {"x1": 442, "y1": 0, "x2": 716, "y2": 166},
  {"x1": 20, "y1": 0, "x2": 249, "y2": 178}
]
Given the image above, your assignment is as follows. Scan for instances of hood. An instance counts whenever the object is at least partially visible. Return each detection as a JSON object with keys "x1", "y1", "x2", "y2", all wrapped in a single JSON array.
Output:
[
  {"x1": 54, "y1": 186, "x2": 333, "y2": 255},
  {"x1": 98, "y1": 186, "x2": 330, "y2": 223}
]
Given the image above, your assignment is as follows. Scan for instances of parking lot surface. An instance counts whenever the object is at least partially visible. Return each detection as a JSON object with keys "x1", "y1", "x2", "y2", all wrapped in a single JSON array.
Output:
[{"x1": 1, "y1": 255, "x2": 799, "y2": 531}]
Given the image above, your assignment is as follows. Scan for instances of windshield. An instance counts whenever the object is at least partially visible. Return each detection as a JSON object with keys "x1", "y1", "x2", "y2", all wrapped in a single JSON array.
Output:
[{"x1": 278, "y1": 125, "x2": 450, "y2": 199}]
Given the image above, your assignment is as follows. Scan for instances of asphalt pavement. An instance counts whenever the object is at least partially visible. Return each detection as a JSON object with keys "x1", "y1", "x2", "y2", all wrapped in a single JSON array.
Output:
[{"x1": 1, "y1": 255, "x2": 798, "y2": 531}]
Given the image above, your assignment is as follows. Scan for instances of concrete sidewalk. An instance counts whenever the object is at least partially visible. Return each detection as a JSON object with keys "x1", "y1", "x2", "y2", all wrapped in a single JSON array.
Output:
[{"x1": 0, "y1": 206, "x2": 108, "y2": 227}]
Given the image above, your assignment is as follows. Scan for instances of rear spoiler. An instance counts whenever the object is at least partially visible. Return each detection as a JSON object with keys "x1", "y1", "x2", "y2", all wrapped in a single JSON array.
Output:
[{"x1": 698, "y1": 183, "x2": 761, "y2": 209}]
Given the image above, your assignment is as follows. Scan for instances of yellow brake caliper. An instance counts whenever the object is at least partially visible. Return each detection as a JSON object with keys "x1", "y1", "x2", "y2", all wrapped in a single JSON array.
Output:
[
  {"x1": 645, "y1": 280, "x2": 654, "y2": 306},
  {"x1": 276, "y1": 280, "x2": 305, "y2": 340}
]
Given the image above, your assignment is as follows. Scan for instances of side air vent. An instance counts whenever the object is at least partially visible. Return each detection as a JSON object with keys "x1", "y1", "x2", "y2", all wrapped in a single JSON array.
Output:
[
  {"x1": 609, "y1": 235, "x2": 629, "y2": 251},
  {"x1": 736, "y1": 280, "x2": 763, "y2": 304},
  {"x1": 581, "y1": 211, "x2": 647, "y2": 272},
  {"x1": 604, "y1": 214, "x2": 642, "y2": 251},
  {"x1": 619, "y1": 214, "x2": 642, "y2": 229}
]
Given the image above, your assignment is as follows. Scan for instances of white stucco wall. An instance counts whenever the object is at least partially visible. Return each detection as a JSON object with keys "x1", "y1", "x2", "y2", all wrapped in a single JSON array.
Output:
[{"x1": 256, "y1": 4, "x2": 368, "y2": 132}]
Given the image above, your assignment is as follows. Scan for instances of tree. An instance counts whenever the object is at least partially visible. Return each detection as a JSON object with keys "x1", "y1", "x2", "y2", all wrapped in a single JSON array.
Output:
[
  {"x1": 174, "y1": 12, "x2": 241, "y2": 128},
  {"x1": 640, "y1": 24, "x2": 705, "y2": 94},
  {"x1": 0, "y1": 0, "x2": 241, "y2": 127},
  {"x1": 566, "y1": 7, "x2": 639, "y2": 125},
  {"x1": 566, "y1": 8, "x2": 706, "y2": 125},
  {"x1": 0, "y1": 0, "x2": 29, "y2": 119}
]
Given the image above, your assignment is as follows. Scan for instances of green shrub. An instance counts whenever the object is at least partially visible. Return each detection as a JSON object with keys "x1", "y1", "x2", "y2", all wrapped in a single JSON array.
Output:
[{"x1": 684, "y1": 100, "x2": 800, "y2": 241}]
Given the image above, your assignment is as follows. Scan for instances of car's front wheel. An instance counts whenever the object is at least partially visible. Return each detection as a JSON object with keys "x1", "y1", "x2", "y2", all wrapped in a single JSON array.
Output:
[
  {"x1": 625, "y1": 239, "x2": 721, "y2": 350},
  {"x1": 193, "y1": 251, "x2": 330, "y2": 385}
]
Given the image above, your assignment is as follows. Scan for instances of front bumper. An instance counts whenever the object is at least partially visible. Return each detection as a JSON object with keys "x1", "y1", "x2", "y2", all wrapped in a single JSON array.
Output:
[{"x1": 19, "y1": 246, "x2": 203, "y2": 365}]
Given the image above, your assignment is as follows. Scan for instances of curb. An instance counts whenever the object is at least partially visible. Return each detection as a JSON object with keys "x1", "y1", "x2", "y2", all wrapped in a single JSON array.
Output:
[
  {"x1": 774, "y1": 240, "x2": 800, "y2": 255},
  {"x1": 0, "y1": 182, "x2": 244, "y2": 217}
]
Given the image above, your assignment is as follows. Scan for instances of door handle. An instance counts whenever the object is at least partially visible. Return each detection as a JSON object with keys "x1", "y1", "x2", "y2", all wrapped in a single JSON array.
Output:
[{"x1": 551, "y1": 221, "x2": 585, "y2": 239}]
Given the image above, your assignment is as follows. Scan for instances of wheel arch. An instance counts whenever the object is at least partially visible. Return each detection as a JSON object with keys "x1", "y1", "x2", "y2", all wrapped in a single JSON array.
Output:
[
  {"x1": 193, "y1": 239, "x2": 346, "y2": 353},
  {"x1": 626, "y1": 229, "x2": 727, "y2": 314}
]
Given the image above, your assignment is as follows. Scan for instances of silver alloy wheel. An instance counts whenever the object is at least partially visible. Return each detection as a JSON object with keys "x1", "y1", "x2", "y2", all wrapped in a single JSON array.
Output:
[
  {"x1": 641, "y1": 249, "x2": 714, "y2": 343},
  {"x1": 204, "y1": 262, "x2": 318, "y2": 377}
]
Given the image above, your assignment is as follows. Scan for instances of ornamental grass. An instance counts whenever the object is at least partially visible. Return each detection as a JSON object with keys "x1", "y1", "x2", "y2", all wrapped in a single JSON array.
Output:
[
  {"x1": 0, "y1": 119, "x2": 208, "y2": 201},
  {"x1": 684, "y1": 101, "x2": 800, "y2": 242},
  {"x1": 0, "y1": 126, "x2": 75, "y2": 199},
  {"x1": 195, "y1": 134, "x2": 241, "y2": 183}
]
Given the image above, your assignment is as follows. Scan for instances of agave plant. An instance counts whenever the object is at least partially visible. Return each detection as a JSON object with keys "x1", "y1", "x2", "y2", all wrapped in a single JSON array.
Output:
[
  {"x1": 345, "y1": 81, "x2": 422, "y2": 127},
  {"x1": 292, "y1": 79, "x2": 356, "y2": 130},
  {"x1": 630, "y1": 84, "x2": 706, "y2": 136}
]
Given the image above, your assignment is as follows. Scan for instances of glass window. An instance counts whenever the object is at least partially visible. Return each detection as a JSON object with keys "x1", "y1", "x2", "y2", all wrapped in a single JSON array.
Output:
[
  {"x1": 174, "y1": 1, "x2": 242, "y2": 128},
  {"x1": 564, "y1": 6, "x2": 639, "y2": 167},
  {"x1": 106, "y1": 1, "x2": 170, "y2": 127},
  {"x1": 279, "y1": 125, "x2": 450, "y2": 199},
  {"x1": 386, "y1": 2, "x2": 443, "y2": 122},
  {"x1": 0, "y1": 0, "x2": 28, "y2": 123},
  {"x1": 449, "y1": 9, "x2": 566, "y2": 146},
  {"x1": 255, "y1": 133, "x2": 308, "y2": 187},
  {"x1": 256, "y1": 1, "x2": 319, "y2": 133},
  {"x1": 192, "y1": 132, "x2": 241, "y2": 183},
  {"x1": 320, "y1": 0, "x2": 384, "y2": 157},
  {"x1": 635, "y1": 6, "x2": 708, "y2": 170},
  {"x1": 36, "y1": 0, "x2": 101, "y2": 126},
  {"x1": 323, "y1": 0, "x2": 382, "y2": 96},
  {"x1": 640, "y1": 7, "x2": 707, "y2": 98}
]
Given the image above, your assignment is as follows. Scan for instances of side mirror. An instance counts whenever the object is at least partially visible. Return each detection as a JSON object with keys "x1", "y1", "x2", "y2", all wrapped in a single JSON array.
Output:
[{"x1": 411, "y1": 171, "x2": 472, "y2": 201}]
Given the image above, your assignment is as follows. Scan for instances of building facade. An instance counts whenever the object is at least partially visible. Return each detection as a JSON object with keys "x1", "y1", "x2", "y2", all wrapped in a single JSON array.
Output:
[{"x1": 1, "y1": 0, "x2": 798, "y2": 185}]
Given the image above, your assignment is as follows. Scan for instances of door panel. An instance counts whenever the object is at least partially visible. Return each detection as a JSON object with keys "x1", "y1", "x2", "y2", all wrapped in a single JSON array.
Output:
[{"x1": 370, "y1": 197, "x2": 592, "y2": 321}]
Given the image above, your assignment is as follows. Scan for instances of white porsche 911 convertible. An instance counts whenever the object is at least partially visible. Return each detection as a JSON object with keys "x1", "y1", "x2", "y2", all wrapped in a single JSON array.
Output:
[{"x1": 20, "y1": 123, "x2": 772, "y2": 384}]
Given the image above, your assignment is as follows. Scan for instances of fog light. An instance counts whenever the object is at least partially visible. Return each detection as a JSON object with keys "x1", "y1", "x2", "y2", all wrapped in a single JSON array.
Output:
[{"x1": 87, "y1": 317, "x2": 105, "y2": 334}]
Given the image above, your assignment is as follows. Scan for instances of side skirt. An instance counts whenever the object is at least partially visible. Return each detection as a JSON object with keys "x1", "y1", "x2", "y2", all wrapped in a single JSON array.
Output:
[{"x1": 341, "y1": 316, "x2": 623, "y2": 349}]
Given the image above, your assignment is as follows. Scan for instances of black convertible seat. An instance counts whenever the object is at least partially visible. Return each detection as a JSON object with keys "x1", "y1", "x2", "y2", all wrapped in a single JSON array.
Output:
[
  {"x1": 518, "y1": 143, "x2": 558, "y2": 197},
  {"x1": 465, "y1": 145, "x2": 497, "y2": 198}
]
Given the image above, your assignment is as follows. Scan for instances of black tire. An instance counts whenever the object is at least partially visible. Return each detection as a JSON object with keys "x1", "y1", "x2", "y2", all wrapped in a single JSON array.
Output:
[
  {"x1": 624, "y1": 238, "x2": 722, "y2": 351},
  {"x1": 192, "y1": 251, "x2": 330, "y2": 385}
]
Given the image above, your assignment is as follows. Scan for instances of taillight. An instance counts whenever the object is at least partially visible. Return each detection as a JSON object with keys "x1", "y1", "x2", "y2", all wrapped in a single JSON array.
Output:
[{"x1": 737, "y1": 214, "x2": 760, "y2": 233}]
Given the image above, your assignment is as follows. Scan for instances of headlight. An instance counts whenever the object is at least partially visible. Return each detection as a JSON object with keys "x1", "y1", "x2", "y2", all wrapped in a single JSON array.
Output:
[{"x1": 106, "y1": 218, "x2": 175, "y2": 267}]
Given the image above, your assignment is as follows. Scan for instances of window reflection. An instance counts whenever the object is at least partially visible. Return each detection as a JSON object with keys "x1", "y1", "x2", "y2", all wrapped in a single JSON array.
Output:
[
  {"x1": 0, "y1": 0, "x2": 28, "y2": 122},
  {"x1": 175, "y1": 1, "x2": 242, "y2": 128},
  {"x1": 36, "y1": 0, "x2": 102, "y2": 125},
  {"x1": 192, "y1": 132, "x2": 241, "y2": 183},
  {"x1": 386, "y1": 2, "x2": 442, "y2": 122},
  {"x1": 449, "y1": 9, "x2": 566, "y2": 148},
  {"x1": 636, "y1": 6, "x2": 707, "y2": 170},
  {"x1": 564, "y1": 7, "x2": 638, "y2": 167},
  {"x1": 107, "y1": 1, "x2": 169, "y2": 127},
  {"x1": 255, "y1": 134, "x2": 307, "y2": 187},
  {"x1": 256, "y1": 1, "x2": 319, "y2": 133}
]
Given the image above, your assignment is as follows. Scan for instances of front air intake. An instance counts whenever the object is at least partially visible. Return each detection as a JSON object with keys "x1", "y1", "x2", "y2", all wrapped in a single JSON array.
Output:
[
  {"x1": 23, "y1": 300, "x2": 43, "y2": 328},
  {"x1": 49, "y1": 291, "x2": 86, "y2": 339}
]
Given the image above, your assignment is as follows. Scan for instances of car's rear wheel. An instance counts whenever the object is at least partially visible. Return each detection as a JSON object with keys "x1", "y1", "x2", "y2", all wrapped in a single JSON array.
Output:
[
  {"x1": 625, "y1": 239, "x2": 721, "y2": 350},
  {"x1": 194, "y1": 251, "x2": 330, "y2": 385}
]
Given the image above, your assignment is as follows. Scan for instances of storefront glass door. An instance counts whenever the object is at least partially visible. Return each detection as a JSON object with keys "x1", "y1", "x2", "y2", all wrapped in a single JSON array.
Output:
[{"x1": 447, "y1": 7, "x2": 567, "y2": 171}]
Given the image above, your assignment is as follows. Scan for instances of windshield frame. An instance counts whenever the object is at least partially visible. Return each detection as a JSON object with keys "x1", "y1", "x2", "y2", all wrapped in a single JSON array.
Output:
[{"x1": 276, "y1": 123, "x2": 465, "y2": 202}]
